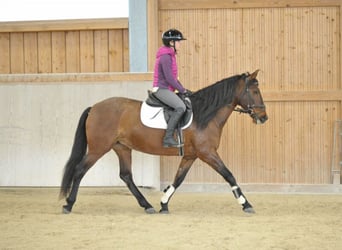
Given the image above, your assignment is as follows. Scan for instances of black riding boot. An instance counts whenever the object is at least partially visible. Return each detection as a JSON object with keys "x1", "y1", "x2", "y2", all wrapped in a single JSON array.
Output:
[{"x1": 163, "y1": 108, "x2": 184, "y2": 148}]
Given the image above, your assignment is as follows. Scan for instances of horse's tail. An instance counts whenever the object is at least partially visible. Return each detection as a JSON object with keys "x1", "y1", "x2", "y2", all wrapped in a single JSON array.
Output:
[{"x1": 59, "y1": 107, "x2": 91, "y2": 199}]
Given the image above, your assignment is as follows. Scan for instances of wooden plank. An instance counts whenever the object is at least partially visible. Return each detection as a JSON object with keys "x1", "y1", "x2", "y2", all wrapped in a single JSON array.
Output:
[
  {"x1": 94, "y1": 30, "x2": 109, "y2": 72},
  {"x1": 10, "y1": 33, "x2": 24, "y2": 73},
  {"x1": 0, "y1": 72, "x2": 153, "y2": 83},
  {"x1": 37, "y1": 32, "x2": 52, "y2": 73},
  {"x1": 123, "y1": 29, "x2": 129, "y2": 72},
  {"x1": 80, "y1": 31, "x2": 94, "y2": 72},
  {"x1": 65, "y1": 31, "x2": 80, "y2": 73},
  {"x1": 0, "y1": 18, "x2": 128, "y2": 33},
  {"x1": 108, "y1": 30, "x2": 124, "y2": 72},
  {"x1": 0, "y1": 33, "x2": 10, "y2": 73},
  {"x1": 23, "y1": 32, "x2": 38, "y2": 73},
  {"x1": 159, "y1": 0, "x2": 341, "y2": 10},
  {"x1": 51, "y1": 32, "x2": 66, "y2": 73}
]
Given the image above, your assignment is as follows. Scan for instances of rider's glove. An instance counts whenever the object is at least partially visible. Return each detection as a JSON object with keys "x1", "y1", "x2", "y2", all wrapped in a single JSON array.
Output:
[{"x1": 184, "y1": 89, "x2": 193, "y2": 97}]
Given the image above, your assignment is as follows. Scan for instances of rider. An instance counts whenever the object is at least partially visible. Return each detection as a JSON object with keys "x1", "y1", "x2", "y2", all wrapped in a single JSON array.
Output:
[{"x1": 152, "y1": 29, "x2": 190, "y2": 148}]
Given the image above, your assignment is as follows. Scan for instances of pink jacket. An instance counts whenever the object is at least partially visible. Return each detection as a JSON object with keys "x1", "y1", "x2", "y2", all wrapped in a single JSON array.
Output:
[{"x1": 153, "y1": 46, "x2": 186, "y2": 93}]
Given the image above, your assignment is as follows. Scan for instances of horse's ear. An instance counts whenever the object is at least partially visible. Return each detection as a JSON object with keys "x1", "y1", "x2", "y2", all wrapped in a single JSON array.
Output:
[{"x1": 248, "y1": 69, "x2": 260, "y2": 80}]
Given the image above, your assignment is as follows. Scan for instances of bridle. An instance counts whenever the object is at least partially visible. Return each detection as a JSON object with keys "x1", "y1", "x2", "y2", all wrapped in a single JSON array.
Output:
[{"x1": 234, "y1": 76, "x2": 265, "y2": 120}]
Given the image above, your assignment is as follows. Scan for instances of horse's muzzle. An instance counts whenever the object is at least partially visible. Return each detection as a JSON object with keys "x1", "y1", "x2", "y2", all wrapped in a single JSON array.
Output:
[
  {"x1": 251, "y1": 111, "x2": 268, "y2": 124},
  {"x1": 256, "y1": 114, "x2": 268, "y2": 124}
]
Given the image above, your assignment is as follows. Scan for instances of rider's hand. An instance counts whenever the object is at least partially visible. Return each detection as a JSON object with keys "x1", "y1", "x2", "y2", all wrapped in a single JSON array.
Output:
[{"x1": 184, "y1": 89, "x2": 193, "y2": 97}]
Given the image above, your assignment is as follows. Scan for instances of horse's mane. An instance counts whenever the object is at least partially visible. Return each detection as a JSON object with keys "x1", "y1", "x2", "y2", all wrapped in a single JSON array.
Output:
[{"x1": 190, "y1": 74, "x2": 246, "y2": 130}]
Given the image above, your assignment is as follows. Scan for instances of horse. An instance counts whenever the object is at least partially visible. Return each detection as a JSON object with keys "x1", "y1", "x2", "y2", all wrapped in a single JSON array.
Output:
[{"x1": 60, "y1": 69, "x2": 268, "y2": 214}]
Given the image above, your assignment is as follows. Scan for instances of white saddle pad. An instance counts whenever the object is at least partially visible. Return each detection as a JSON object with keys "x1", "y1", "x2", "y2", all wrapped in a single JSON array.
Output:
[{"x1": 140, "y1": 102, "x2": 192, "y2": 129}]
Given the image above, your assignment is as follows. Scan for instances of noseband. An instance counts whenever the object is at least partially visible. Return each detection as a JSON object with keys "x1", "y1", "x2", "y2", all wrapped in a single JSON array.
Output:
[{"x1": 234, "y1": 77, "x2": 265, "y2": 119}]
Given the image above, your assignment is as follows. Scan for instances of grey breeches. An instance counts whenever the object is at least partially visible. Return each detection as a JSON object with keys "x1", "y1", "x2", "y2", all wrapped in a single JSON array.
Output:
[{"x1": 154, "y1": 88, "x2": 186, "y2": 112}]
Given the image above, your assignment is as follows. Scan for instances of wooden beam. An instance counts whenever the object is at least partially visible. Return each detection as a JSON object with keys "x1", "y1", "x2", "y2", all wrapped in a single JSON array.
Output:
[
  {"x1": 0, "y1": 72, "x2": 153, "y2": 83},
  {"x1": 0, "y1": 73, "x2": 340, "y2": 103},
  {"x1": 159, "y1": 0, "x2": 341, "y2": 10},
  {"x1": 263, "y1": 90, "x2": 342, "y2": 102},
  {"x1": 0, "y1": 18, "x2": 128, "y2": 33}
]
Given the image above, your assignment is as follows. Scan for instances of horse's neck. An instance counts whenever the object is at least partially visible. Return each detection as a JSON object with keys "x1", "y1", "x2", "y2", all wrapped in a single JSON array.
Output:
[{"x1": 214, "y1": 104, "x2": 236, "y2": 129}]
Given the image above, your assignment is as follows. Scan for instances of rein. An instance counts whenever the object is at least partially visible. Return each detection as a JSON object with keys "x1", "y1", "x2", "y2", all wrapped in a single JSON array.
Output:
[{"x1": 234, "y1": 107, "x2": 252, "y2": 114}]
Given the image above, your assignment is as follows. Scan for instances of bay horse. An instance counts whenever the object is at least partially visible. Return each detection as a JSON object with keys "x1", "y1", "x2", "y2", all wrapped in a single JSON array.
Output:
[{"x1": 60, "y1": 70, "x2": 268, "y2": 214}]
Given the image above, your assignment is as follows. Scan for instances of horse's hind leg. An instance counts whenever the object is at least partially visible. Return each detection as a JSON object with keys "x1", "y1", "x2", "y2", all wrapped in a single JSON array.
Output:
[
  {"x1": 63, "y1": 153, "x2": 100, "y2": 213},
  {"x1": 113, "y1": 144, "x2": 156, "y2": 214}
]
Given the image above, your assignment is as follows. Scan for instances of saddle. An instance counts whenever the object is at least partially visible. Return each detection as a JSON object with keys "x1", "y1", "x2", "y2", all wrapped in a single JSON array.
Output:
[
  {"x1": 140, "y1": 91, "x2": 193, "y2": 156},
  {"x1": 140, "y1": 91, "x2": 193, "y2": 130}
]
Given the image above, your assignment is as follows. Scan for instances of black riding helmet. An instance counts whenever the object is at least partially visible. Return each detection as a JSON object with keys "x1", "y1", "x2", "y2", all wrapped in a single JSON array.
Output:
[{"x1": 162, "y1": 29, "x2": 186, "y2": 47}]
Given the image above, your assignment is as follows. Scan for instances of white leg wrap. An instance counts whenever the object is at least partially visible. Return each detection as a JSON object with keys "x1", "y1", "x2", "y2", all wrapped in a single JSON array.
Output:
[
  {"x1": 161, "y1": 185, "x2": 175, "y2": 204},
  {"x1": 231, "y1": 186, "x2": 246, "y2": 204},
  {"x1": 237, "y1": 195, "x2": 246, "y2": 204}
]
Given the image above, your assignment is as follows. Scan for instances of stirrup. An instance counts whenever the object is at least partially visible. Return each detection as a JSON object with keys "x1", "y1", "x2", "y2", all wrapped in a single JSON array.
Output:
[
  {"x1": 163, "y1": 142, "x2": 184, "y2": 148},
  {"x1": 163, "y1": 138, "x2": 184, "y2": 148}
]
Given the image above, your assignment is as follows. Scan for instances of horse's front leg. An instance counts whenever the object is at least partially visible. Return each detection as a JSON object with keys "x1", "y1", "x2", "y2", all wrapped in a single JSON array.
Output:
[
  {"x1": 160, "y1": 157, "x2": 196, "y2": 214},
  {"x1": 199, "y1": 151, "x2": 255, "y2": 213}
]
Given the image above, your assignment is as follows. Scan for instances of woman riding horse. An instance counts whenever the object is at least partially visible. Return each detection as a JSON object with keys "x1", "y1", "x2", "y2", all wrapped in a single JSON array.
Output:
[{"x1": 60, "y1": 70, "x2": 268, "y2": 214}]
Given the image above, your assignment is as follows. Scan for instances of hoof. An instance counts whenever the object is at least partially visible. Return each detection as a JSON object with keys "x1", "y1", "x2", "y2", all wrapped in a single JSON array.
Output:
[
  {"x1": 159, "y1": 209, "x2": 169, "y2": 214},
  {"x1": 243, "y1": 207, "x2": 255, "y2": 214},
  {"x1": 145, "y1": 207, "x2": 156, "y2": 214},
  {"x1": 62, "y1": 206, "x2": 71, "y2": 214}
]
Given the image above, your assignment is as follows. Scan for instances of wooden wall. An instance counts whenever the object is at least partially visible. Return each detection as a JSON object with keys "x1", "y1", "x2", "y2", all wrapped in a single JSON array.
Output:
[
  {"x1": 0, "y1": 18, "x2": 129, "y2": 73},
  {"x1": 147, "y1": 0, "x2": 342, "y2": 185}
]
